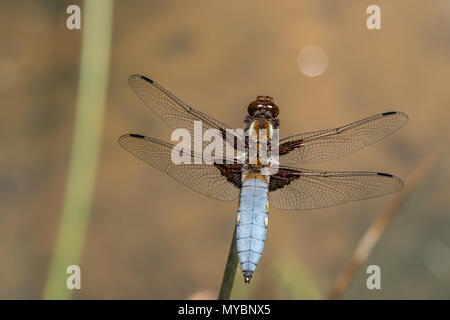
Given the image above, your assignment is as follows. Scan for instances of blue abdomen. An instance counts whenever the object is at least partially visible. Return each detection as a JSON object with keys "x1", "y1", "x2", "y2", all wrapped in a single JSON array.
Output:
[{"x1": 236, "y1": 177, "x2": 269, "y2": 283}]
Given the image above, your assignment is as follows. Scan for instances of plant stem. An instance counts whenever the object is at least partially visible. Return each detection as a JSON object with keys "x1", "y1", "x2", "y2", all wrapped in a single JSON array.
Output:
[
  {"x1": 43, "y1": 0, "x2": 114, "y2": 299},
  {"x1": 218, "y1": 224, "x2": 238, "y2": 300}
]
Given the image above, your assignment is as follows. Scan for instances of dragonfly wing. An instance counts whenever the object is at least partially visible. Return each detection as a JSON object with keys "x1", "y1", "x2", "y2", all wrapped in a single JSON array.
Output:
[
  {"x1": 118, "y1": 134, "x2": 242, "y2": 201},
  {"x1": 128, "y1": 75, "x2": 245, "y2": 153},
  {"x1": 279, "y1": 112, "x2": 408, "y2": 164},
  {"x1": 269, "y1": 166, "x2": 404, "y2": 210}
]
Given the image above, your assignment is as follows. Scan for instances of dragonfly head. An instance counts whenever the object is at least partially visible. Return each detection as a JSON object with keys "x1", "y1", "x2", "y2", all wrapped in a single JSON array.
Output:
[{"x1": 248, "y1": 96, "x2": 279, "y2": 119}]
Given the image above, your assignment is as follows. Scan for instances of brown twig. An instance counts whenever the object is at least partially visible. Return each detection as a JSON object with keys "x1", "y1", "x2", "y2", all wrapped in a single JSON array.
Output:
[{"x1": 327, "y1": 151, "x2": 440, "y2": 300}]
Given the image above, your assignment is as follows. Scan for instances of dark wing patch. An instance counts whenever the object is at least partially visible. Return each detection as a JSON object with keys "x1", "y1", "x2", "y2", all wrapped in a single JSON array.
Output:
[
  {"x1": 215, "y1": 164, "x2": 243, "y2": 189},
  {"x1": 269, "y1": 168, "x2": 301, "y2": 191}
]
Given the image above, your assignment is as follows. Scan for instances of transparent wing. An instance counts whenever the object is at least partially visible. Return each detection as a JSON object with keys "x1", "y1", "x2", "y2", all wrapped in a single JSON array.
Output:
[
  {"x1": 279, "y1": 112, "x2": 408, "y2": 164},
  {"x1": 128, "y1": 74, "x2": 245, "y2": 154},
  {"x1": 269, "y1": 166, "x2": 404, "y2": 210},
  {"x1": 118, "y1": 134, "x2": 241, "y2": 201}
]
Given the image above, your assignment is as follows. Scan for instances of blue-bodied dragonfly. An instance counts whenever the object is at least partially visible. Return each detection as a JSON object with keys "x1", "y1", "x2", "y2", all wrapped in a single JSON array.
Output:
[{"x1": 119, "y1": 74, "x2": 408, "y2": 283}]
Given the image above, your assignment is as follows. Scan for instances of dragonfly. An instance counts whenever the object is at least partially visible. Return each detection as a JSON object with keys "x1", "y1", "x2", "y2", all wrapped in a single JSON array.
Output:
[{"x1": 118, "y1": 74, "x2": 408, "y2": 284}]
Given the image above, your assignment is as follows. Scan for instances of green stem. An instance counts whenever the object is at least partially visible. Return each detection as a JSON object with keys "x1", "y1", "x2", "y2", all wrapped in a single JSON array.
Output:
[
  {"x1": 218, "y1": 224, "x2": 238, "y2": 300},
  {"x1": 43, "y1": 0, "x2": 114, "y2": 299}
]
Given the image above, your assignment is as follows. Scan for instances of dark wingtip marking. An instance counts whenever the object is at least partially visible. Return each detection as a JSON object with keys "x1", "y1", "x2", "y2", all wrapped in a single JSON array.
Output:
[
  {"x1": 140, "y1": 75, "x2": 154, "y2": 83},
  {"x1": 129, "y1": 133, "x2": 145, "y2": 138},
  {"x1": 377, "y1": 172, "x2": 393, "y2": 177},
  {"x1": 382, "y1": 111, "x2": 397, "y2": 116}
]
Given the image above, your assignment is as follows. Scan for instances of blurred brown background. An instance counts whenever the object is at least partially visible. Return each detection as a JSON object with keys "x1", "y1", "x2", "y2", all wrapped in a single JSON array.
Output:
[{"x1": 1, "y1": 0, "x2": 450, "y2": 299}]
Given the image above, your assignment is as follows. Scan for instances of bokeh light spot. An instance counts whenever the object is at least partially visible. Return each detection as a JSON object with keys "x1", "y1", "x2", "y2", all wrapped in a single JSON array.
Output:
[{"x1": 297, "y1": 45, "x2": 328, "y2": 77}]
